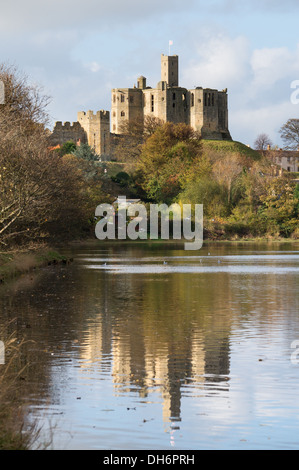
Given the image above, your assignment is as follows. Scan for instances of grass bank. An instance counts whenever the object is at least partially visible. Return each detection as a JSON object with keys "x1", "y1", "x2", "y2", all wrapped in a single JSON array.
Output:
[{"x1": 0, "y1": 248, "x2": 72, "y2": 285}]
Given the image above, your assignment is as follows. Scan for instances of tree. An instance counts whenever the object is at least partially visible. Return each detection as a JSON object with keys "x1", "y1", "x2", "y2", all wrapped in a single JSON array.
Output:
[
  {"x1": 259, "y1": 175, "x2": 299, "y2": 236},
  {"x1": 279, "y1": 119, "x2": 299, "y2": 150},
  {"x1": 110, "y1": 116, "x2": 163, "y2": 164},
  {"x1": 254, "y1": 133, "x2": 273, "y2": 151},
  {"x1": 59, "y1": 140, "x2": 76, "y2": 156},
  {"x1": 212, "y1": 153, "x2": 244, "y2": 206},
  {"x1": 0, "y1": 64, "x2": 100, "y2": 246},
  {"x1": 135, "y1": 122, "x2": 202, "y2": 203},
  {"x1": 72, "y1": 142, "x2": 99, "y2": 161}
]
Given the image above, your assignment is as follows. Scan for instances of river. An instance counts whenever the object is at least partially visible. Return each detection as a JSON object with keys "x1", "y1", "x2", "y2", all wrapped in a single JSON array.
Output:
[{"x1": 0, "y1": 241, "x2": 299, "y2": 450}]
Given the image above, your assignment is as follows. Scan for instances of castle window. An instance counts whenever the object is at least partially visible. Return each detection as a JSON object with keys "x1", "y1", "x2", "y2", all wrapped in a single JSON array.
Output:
[
  {"x1": 191, "y1": 93, "x2": 194, "y2": 107},
  {"x1": 151, "y1": 94, "x2": 154, "y2": 112},
  {"x1": 120, "y1": 94, "x2": 125, "y2": 103},
  {"x1": 207, "y1": 93, "x2": 211, "y2": 106},
  {"x1": 121, "y1": 111, "x2": 125, "y2": 117},
  {"x1": 173, "y1": 103, "x2": 175, "y2": 108},
  {"x1": 113, "y1": 111, "x2": 116, "y2": 117},
  {"x1": 130, "y1": 96, "x2": 134, "y2": 103},
  {"x1": 172, "y1": 92, "x2": 176, "y2": 100},
  {"x1": 113, "y1": 94, "x2": 116, "y2": 103}
]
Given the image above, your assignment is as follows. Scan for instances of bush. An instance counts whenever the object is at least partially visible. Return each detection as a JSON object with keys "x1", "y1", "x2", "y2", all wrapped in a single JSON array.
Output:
[{"x1": 111, "y1": 171, "x2": 131, "y2": 186}]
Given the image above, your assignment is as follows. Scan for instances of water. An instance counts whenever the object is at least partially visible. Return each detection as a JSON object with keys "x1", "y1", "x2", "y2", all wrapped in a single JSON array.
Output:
[{"x1": 0, "y1": 241, "x2": 299, "y2": 450}]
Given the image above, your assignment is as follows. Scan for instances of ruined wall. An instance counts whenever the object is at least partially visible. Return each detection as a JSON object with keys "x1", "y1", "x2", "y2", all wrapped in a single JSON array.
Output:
[{"x1": 49, "y1": 121, "x2": 87, "y2": 147}]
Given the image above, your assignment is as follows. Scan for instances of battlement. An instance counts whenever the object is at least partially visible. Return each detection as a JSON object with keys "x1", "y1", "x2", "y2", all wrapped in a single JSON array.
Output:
[
  {"x1": 77, "y1": 110, "x2": 110, "y2": 122},
  {"x1": 54, "y1": 121, "x2": 83, "y2": 131},
  {"x1": 49, "y1": 120, "x2": 87, "y2": 147}
]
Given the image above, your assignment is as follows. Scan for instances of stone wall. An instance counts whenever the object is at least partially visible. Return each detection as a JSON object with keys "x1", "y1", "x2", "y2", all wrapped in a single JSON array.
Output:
[
  {"x1": 111, "y1": 54, "x2": 231, "y2": 141},
  {"x1": 49, "y1": 121, "x2": 87, "y2": 147},
  {"x1": 77, "y1": 110, "x2": 110, "y2": 158}
]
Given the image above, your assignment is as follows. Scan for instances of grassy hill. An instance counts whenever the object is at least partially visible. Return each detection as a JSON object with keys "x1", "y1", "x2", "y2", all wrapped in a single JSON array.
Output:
[{"x1": 202, "y1": 140, "x2": 261, "y2": 160}]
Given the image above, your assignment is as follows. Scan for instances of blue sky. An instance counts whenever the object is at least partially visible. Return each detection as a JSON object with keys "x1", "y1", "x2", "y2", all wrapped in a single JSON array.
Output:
[{"x1": 1, "y1": 0, "x2": 299, "y2": 147}]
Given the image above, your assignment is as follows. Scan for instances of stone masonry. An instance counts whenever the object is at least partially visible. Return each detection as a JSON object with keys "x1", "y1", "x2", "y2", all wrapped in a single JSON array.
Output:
[
  {"x1": 111, "y1": 54, "x2": 231, "y2": 140},
  {"x1": 49, "y1": 53, "x2": 231, "y2": 159}
]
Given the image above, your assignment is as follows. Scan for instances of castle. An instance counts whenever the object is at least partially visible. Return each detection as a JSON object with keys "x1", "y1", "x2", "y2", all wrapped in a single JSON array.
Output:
[{"x1": 49, "y1": 54, "x2": 231, "y2": 159}]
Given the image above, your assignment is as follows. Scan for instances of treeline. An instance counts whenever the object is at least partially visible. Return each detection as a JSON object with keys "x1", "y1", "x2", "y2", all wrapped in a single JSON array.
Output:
[
  {"x1": 115, "y1": 120, "x2": 299, "y2": 239},
  {"x1": 1, "y1": 64, "x2": 298, "y2": 248},
  {"x1": 0, "y1": 65, "x2": 109, "y2": 249}
]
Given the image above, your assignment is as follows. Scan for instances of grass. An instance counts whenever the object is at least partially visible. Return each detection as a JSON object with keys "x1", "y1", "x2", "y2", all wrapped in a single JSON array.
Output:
[
  {"x1": 202, "y1": 139, "x2": 261, "y2": 160},
  {"x1": 0, "y1": 248, "x2": 71, "y2": 284}
]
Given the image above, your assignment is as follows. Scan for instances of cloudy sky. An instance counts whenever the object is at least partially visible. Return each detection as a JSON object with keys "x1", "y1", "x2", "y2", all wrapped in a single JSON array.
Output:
[{"x1": 1, "y1": 0, "x2": 299, "y2": 147}]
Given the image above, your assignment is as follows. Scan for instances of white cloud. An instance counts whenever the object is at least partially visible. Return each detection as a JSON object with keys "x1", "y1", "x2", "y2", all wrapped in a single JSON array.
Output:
[
  {"x1": 250, "y1": 47, "x2": 294, "y2": 89},
  {"x1": 180, "y1": 31, "x2": 299, "y2": 145},
  {"x1": 182, "y1": 33, "x2": 250, "y2": 89},
  {"x1": 0, "y1": 0, "x2": 196, "y2": 33}
]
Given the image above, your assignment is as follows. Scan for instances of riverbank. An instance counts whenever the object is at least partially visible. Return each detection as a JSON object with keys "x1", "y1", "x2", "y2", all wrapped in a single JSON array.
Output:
[
  {"x1": 0, "y1": 248, "x2": 73, "y2": 285},
  {"x1": 66, "y1": 235, "x2": 299, "y2": 249}
]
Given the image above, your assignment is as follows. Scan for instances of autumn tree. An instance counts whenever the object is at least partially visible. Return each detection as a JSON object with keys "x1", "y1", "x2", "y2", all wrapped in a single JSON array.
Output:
[
  {"x1": 0, "y1": 64, "x2": 101, "y2": 246},
  {"x1": 110, "y1": 115, "x2": 163, "y2": 165},
  {"x1": 135, "y1": 122, "x2": 202, "y2": 203}
]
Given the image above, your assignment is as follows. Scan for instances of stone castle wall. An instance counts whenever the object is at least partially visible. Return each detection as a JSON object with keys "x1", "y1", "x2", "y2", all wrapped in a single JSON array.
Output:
[
  {"x1": 49, "y1": 121, "x2": 87, "y2": 147},
  {"x1": 111, "y1": 54, "x2": 231, "y2": 141},
  {"x1": 49, "y1": 53, "x2": 231, "y2": 160}
]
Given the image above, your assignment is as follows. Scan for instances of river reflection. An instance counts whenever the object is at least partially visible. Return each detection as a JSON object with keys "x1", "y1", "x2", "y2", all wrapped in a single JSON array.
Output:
[{"x1": 0, "y1": 242, "x2": 299, "y2": 449}]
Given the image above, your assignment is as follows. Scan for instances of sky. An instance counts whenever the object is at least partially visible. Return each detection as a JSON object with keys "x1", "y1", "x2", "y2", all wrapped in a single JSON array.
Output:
[{"x1": 1, "y1": 0, "x2": 299, "y2": 147}]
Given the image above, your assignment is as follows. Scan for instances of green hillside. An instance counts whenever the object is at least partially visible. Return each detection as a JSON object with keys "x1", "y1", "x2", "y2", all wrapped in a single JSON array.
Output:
[{"x1": 202, "y1": 140, "x2": 261, "y2": 160}]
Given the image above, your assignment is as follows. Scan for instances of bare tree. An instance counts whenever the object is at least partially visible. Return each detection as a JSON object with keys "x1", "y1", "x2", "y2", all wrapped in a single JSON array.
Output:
[
  {"x1": 0, "y1": 64, "x2": 91, "y2": 246},
  {"x1": 212, "y1": 153, "x2": 243, "y2": 205},
  {"x1": 279, "y1": 118, "x2": 299, "y2": 150},
  {"x1": 254, "y1": 133, "x2": 273, "y2": 151},
  {"x1": 110, "y1": 116, "x2": 163, "y2": 163}
]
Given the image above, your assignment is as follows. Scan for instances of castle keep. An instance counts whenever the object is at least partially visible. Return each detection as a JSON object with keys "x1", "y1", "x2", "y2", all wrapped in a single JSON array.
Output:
[
  {"x1": 111, "y1": 54, "x2": 231, "y2": 141},
  {"x1": 49, "y1": 54, "x2": 231, "y2": 158}
]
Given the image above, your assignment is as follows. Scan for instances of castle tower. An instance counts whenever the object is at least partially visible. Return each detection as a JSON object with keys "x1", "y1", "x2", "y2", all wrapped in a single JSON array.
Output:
[
  {"x1": 77, "y1": 110, "x2": 110, "y2": 158},
  {"x1": 137, "y1": 76, "x2": 147, "y2": 90},
  {"x1": 111, "y1": 88, "x2": 143, "y2": 134},
  {"x1": 161, "y1": 54, "x2": 179, "y2": 87}
]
